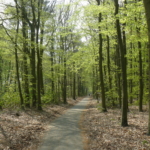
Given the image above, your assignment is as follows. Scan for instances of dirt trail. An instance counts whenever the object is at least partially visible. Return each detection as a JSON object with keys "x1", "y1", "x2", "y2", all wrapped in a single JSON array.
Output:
[{"x1": 38, "y1": 98, "x2": 89, "y2": 150}]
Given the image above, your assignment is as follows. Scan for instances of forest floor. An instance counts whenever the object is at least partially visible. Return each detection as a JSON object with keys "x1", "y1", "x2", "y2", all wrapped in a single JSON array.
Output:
[
  {"x1": 81, "y1": 98, "x2": 150, "y2": 150},
  {"x1": 0, "y1": 97, "x2": 83, "y2": 150}
]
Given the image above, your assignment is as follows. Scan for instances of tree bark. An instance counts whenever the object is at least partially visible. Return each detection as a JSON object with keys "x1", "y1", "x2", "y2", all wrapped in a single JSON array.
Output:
[
  {"x1": 36, "y1": 0, "x2": 43, "y2": 110},
  {"x1": 116, "y1": 44, "x2": 122, "y2": 108},
  {"x1": 21, "y1": 7, "x2": 30, "y2": 108},
  {"x1": 73, "y1": 62, "x2": 76, "y2": 100},
  {"x1": 143, "y1": 0, "x2": 150, "y2": 135},
  {"x1": 50, "y1": 38, "x2": 55, "y2": 102},
  {"x1": 40, "y1": 22, "x2": 45, "y2": 95},
  {"x1": 115, "y1": 0, "x2": 128, "y2": 126},
  {"x1": 138, "y1": 41, "x2": 143, "y2": 112},
  {"x1": 97, "y1": 0, "x2": 107, "y2": 112},
  {"x1": 129, "y1": 42, "x2": 133, "y2": 104},
  {"x1": 107, "y1": 35, "x2": 113, "y2": 103},
  {"x1": 30, "y1": 25, "x2": 37, "y2": 107},
  {"x1": 0, "y1": 56, "x2": 2, "y2": 109},
  {"x1": 63, "y1": 57, "x2": 67, "y2": 104},
  {"x1": 15, "y1": 0, "x2": 24, "y2": 109}
]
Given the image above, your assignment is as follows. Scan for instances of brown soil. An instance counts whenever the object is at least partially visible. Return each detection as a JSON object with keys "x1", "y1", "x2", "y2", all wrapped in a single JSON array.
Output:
[
  {"x1": 0, "y1": 97, "x2": 83, "y2": 150},
  {"x1": 81, "y1": 99, "x2": 150, "y2": 150}
]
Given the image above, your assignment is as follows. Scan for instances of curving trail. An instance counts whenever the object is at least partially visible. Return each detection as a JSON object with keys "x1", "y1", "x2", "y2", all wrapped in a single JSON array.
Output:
[{"x1": 38, "y1": 98, "x2": 89, "y2": 150}]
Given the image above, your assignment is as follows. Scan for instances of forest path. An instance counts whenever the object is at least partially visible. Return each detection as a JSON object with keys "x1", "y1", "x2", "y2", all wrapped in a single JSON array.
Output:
[{"x1": 38, "y1": 97, "x2": 89, "y2": 150}]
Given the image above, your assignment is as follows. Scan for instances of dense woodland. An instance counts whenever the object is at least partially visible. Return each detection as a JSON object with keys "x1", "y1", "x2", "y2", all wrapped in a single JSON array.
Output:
[{"x1": 0, "y1": 0, "x2": 150, "y2": 136}]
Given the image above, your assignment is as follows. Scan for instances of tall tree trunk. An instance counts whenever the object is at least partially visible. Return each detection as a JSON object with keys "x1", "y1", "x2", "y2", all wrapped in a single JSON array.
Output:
[
  {"x1": 50, "y1": 40, "x2": 55, "y2": 102},
  {"x1": 143, "y1": 0, "x2": 150, "y2": 135},
  {"x1": 135, "y1": 14, "x2": 143, "y2": 112},
  {"x1": 0, "y1": 56, "x2": 2, "y2": 109},
  {"x1": 129, "y1": 42, "x2": 133, "y2": 104},
  {"x1": 63, "y1": 57, "x2": 67, "y2": 104},
  {"x1": 22, "y1": 10, "x2": 30, "y2": 108},
  {"x1": 23, "y1": 53, "x2": 30, "y2": 107},
  {"x1": 78, "y1": 75, "x2": 81, "y2": 96},
  {"x1": 116, "y1": 44, "x2": 122, "y2": 108},
  {"x1": 122, "y1": 3, "x2": 128, "y2": 110},
  {"x1": 97, "y1": 0, "x2": 107, "y2": 112},
  {"x1": 73, "y1": 62, "x2": 76, "y2": 100},
  {"x1": 30, "y1": 26, "x2": 37, "y2": 107},
  {"x1": 40, "y1": 22, "x2": 45, "y2": 95},
  {"x1": 115, "y1": 0, "x2": 128, "y2": 126},
  {"x1": 37, "y1": 45, "x2": 42, "y2": 110},
  {"x1": 29, "y1": 0, "x2": 38, "y2": 108},
  {"x1": 107, "y1": 35, "x2": 113, "y2": 103},
  {"x1": 36, "y1": 0, "x2": 42, "y2": 110},
  {"x1": 15, "y1": 47, "x2": 24, "y2": 109},
  {"x1": 15, "y1": 0, "x2": 24, "y2": 109},
  {"x1": 138, "y1": 41, "x2": 143, "y2": 112},
  {"x1": 92, "y1": 67, "x2": 96, "y2": 99}
]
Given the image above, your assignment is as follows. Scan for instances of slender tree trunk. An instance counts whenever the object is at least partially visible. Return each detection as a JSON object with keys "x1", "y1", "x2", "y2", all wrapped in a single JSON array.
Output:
[
  {"x1": 23, "y1": 54, "x2": 30, "y2": 107},
  {"x1": 37, "y1": 45, "x2": 42, "y2": 110},
  {"x1": 92, "y1": 67, "x2": 96, "y2": 99},
  {"x1": 22, "y1": 12, "x2": 30, "y2": 107},
  {"x1": 97, "y1": 0, "x2": 107, "y2": 112},
  {"x1": 73, "y1": 62, "x2": 76, "y2": 100},
  {"x1": 36, "y1": 0, "x2": 43, "y2": 110},
  {"x1": 63, "y1": 57, "x2": 67, "y2": 104},
  {"x1": 58, "y1": 56, "x2": 61, "y2": 102},
  {"x1": 14, "y1": 2, "x2": 24, "y2": 109},
  {"x1": 30, "y1": 26, "x2": 37, "y2": 107},
  {"x1": 50, "y1": 43, "x2": 55, "y2": 102},
  {"x1": 129, "y1": 42, "x2": 133, "y2": 104},
  {"x1": 138, "y1": 41, "x2": 143, "y2": 112},
  {"x1": 116, "y1": 44, "x2": 122, "y2": 108},
  {"x1": 143, "y1": 0, "x2": 150, "y2": 135},
  {"x1": 115, "y1": 0, "x2": 128, "y2": 126},
  {"x1": 15, "y1": 47, "x2": 24, "y2": 109},
  {"x1": 135, "y1": 14, "x2": 143, "y2": 111},
  {"x1": 40, "y1": 22, "x2": 45, "y2": 95},
  {"x1": 123, "y1": 24, "x2": 129, "y2": 111},
  {"x1": 0, "y1": 56, "x2": 2, "y2": 109},
  {"x1": 107, "y1": 35, "x2": 113, "y2": 103},
  {"x1": 78, "y1": 75, "x2": 81, "y2": 96}
]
